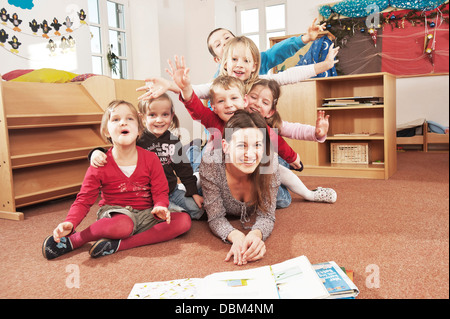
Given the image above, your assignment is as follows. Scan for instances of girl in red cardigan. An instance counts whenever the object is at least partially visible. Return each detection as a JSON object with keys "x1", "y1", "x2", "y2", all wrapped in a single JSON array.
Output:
[{"x1": 42, "y1": 100, "x2": 191, "y2": 259}]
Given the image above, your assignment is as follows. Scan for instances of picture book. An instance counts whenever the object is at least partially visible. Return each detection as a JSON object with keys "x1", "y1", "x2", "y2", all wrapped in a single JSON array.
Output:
[
  {"x1": 128, "y1": 256, "x2": 330, "y2": 299},
  {"x1": 312, "y1": 261, "x2": 360, "y2": 299}
]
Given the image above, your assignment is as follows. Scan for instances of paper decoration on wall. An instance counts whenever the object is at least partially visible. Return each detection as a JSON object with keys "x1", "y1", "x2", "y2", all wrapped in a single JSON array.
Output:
[
  {"x1": 29, "y1": 18, "x2": 38, "y2": 33},
  {"x1": 8, "y1": 34, "x2": 21, "y2": 53},
  {"x1": 40, "y1": 19, "x2": 51, "y2": 38},
  {"x1": 0, "y1": 29, "x2": 8, "y2": 46},
  {"x1": 78, "y1": 9, "x2": 87, "y2": 24},
  {"x1": 51, "y1": 17, "x2": 62, "y2": 36},
  {"x1": 63, "y1": 16, "x2": 73, "y2": 33},
  {"x1": 1, "y1": 7, "x2": 86, "y2": 38},
  {"x1": 47, "y1": 36, "x2": 76, "y2": 55},
  {"x1": 9, "y1": 12, "x2": 22, "y2": 31},
  {"x1": 47, "y1": 38, "x2": 56, "y2": 55},
  {"x1": 1, "y1": 8, "x2": 10, "y2": 25},
  {"x1": 8, "y1": 0, "x2": 34, "y2": 10},
  {"x1": 1, "y1": 5, "x2": 86, "y2": 59}
]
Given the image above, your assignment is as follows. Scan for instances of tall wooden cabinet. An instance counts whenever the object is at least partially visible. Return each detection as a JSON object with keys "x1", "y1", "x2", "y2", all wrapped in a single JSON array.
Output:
[
  {"x1": 277, "y1": 72, "x2": 397, "y2": 180},
  {"x1": 0, "y1": 77, "x2": 145, "y2": 220}
]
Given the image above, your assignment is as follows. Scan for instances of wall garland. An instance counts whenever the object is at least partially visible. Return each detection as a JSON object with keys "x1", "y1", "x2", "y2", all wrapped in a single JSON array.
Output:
[{"x1": 0, "y1": 6, "x2": 87, "y2": 59}]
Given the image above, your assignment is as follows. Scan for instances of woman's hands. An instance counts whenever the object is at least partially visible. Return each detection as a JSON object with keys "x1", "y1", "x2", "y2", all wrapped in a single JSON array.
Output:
[{"x1": 225, "y1": 230, "x2": 266, "y2": 266}]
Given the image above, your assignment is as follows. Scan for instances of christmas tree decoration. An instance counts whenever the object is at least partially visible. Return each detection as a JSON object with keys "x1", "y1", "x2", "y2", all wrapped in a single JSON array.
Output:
[
  {"x1": 369, "y1": 27, "x2": 378, "y2": 46},
  {"x1": 424, "y1": 33, "x2": 435, "y2": 65}
]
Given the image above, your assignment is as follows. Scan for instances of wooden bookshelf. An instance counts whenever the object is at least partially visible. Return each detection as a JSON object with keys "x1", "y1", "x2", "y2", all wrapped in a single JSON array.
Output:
[
  {"x1": 277, "y1": 72, "x2": 397, "y2": 179},
  {"x1": 0, "y1": 77, "x2": 145, "y2": 220}
]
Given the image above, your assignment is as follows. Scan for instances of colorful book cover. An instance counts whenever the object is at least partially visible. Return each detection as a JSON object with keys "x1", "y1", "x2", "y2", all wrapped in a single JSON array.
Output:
[{"x1": 313, "y1": 261, "x2": 359, "y2": 299}]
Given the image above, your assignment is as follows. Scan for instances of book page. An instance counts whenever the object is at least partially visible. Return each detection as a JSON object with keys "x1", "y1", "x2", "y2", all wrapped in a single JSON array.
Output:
[
  {"x1": 271, "y1": 256, "x2": 330, "y2": 299},
  {"x1": 128, "y1": 278, "x2": 203, "y2": 299},
  {"x1": 199, "y1": 266, "x2": 279, "y2": 299}
]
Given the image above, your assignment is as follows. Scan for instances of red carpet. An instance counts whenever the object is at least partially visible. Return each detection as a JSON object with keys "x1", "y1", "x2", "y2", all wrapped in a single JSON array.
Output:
[{"x1": 0, "y1": 151, "x2": 448, "y2": 299}]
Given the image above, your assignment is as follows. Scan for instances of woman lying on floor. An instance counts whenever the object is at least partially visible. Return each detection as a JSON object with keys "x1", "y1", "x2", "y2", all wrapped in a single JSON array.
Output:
[{"x1": 199, "y1": 110, "x2": 279, "y2": 266}]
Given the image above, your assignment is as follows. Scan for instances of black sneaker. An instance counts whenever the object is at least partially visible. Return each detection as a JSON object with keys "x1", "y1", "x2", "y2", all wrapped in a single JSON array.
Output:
[
  {"x1": 42, "y1": 235, "x2": 73, "y2": 260},
  {"x1": 89, "y1": 239, "x2": 120, "y2": 258}
]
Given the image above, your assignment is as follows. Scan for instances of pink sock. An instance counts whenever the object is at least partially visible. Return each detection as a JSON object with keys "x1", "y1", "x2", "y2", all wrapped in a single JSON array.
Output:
[
  {"x1": 118, "y1": 212, "x2": 191, "y2": 251},
  {"x1": 69, "y1": 214, "x2": 134, "y2": 249}
]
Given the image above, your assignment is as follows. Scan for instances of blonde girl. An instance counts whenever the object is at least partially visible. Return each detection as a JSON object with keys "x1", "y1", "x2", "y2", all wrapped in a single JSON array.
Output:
[{"x1": 43, "y1": 100, "x2": 191, "y2": 260}]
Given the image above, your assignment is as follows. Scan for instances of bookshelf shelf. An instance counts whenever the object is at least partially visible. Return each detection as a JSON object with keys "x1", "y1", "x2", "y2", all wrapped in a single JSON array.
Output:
[{"x1": 277, "y1": 72, "x2": 397, "y2": 179}]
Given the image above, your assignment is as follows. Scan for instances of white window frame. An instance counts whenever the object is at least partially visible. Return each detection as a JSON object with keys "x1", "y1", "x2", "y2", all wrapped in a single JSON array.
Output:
[
  {"x1": 236, "y1": 0, "x2": 287, "y2": 51},
  {"x1": 89, "y1": 0, "x2": 133, "y2": 79}
]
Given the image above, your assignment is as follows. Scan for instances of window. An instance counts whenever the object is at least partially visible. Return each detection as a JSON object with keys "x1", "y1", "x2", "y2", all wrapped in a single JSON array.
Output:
[
  {"x1": 237, "y1": 0, "x2": 286, "y2": 51},
  {"x1": 88, "y1": 0, "x2": 132, "y2": 79}
]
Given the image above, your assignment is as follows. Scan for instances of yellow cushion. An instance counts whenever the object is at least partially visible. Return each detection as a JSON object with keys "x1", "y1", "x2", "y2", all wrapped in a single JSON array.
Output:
[{"x1": 11, "y1": 68, "x2": 79, "y2": 83}]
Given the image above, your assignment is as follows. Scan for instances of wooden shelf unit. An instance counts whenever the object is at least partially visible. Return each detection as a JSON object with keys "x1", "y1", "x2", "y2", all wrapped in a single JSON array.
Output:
[
  {"x1": 0, "y1": 82, "x2": 94, "y2": 220},
  {"x1": 1, "y1": 77, "x2": 146, "y2": 220},
  {"x1": 277, "y1": 72, "x2": 397, "y2": 180}
]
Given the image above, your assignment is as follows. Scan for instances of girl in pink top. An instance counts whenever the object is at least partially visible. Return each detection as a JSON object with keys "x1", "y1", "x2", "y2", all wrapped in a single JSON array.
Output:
[
  {"x1": 42, "y1": 100, "x2": 191, "y2": 260},
  {"x1": 246, "y1": 79, "x2": 337, "y2": 203}
]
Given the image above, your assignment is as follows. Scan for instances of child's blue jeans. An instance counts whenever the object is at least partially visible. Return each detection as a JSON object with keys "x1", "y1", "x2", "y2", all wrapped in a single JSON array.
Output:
[{"x1": 169, "y1": 188, "x2": 204, "y2": 220}]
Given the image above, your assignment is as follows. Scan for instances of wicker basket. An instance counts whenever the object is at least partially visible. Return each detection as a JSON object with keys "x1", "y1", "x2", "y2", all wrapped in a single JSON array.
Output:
[{"x1": 331, "y1": 143, "x2": 370, "y2": 164}]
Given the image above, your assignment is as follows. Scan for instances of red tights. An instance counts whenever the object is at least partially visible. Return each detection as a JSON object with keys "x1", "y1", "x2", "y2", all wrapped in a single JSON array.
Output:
[{"x1": 69, "y1": 212, "x2": 191, "y2": 251}]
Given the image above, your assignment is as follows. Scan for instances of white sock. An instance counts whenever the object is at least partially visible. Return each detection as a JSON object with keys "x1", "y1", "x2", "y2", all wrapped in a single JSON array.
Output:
[{"x1": 278, "y1": 165, "x2": 315, "y2": 201}]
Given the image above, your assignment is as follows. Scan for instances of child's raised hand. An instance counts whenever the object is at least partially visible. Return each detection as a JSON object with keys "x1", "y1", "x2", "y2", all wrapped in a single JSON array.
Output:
[
  {"x1": 137, "y1": 77, "x2": 174, "y2": 101},
  {"x1": 53, "y1": 222, "x2": 74, "y2": 243},
  {"x1": 90, "y1": 150, "x2": 107, "y2": 168},
  {"x1": 314, "y1": 43, "x2": 340, "y2": 75},
  {"x1": 325, "y1": 43, "x2": 339, "y2": 67},
  {"x1": 316, "y1": 110, "x2": 330, "y2": 139},
  {"x1": 152, "y1": 206, "x2": 171, "y2": 224},
  {"x1": 303, "y1": 18, "x2": 326, "y2": 43},
  {"x1": 166, "y1": 55, "x2": 191, "y2": 92}
]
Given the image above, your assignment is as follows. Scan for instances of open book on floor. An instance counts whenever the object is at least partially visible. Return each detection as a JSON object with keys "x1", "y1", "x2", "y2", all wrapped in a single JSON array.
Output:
[
  {"x1": 128, "y1": 255, "x2": 330, "y2": 299},
  {"x1": 312, "y1": 261, "x2": 359, "y2": 299}
]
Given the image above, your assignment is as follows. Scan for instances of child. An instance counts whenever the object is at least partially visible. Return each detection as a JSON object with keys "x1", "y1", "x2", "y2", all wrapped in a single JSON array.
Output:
[
  {"x1": 90, "y1": 94, "x2": 204, "y2": 220},
  {"x1": 246, "y1": 79, "x2": 337, "y2": 203},
  {"x1": 207, "y1": 18, "x2": 327, "y2": 77},
  {"x1": 191, "y1": 35, "x2": 339, "y2": 98},
  {"x1": 42, "y1": 100, "x2": 191, "y2": 260}
]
